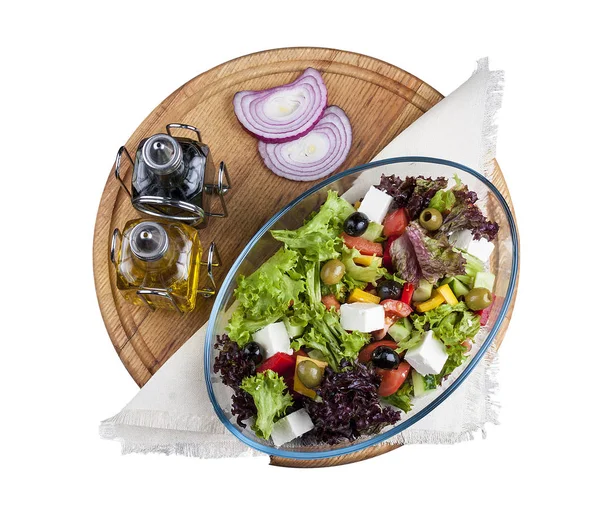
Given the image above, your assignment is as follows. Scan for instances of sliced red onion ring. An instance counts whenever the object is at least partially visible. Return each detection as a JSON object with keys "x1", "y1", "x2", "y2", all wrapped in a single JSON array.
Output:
[
  {"x1": 233, "y1": 68, "x2": 328, "y2": 143},
  {"x1": 258, "y1": 106, "x2": 352, "y2": 181}
]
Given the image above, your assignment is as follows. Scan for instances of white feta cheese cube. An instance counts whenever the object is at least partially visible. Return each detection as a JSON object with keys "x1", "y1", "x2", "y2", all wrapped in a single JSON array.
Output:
[
  {"x1": 404, "y1": 330, "x2": 448, "y2": 375},
  {"x1": 252, "y1": 322, "x2": 292, "y2": 359},
  {"x1": 340, "y1": 303, "x2": 385, "y2": 333},
  {"x1": 358, "y1": 186, "x2": 394, "y2": 224},
  {"x1": 449, "y1": 229, "x2": 473, "y2": 250},
  {"x1": 467, "y1": 238, "x2": 495, "y2": 263},
  {"x1": 449, "y1": 230, "x2": 495, "y2": 263},
  {"x1": 271, "y1": 409, "x2": 315, "y2": 447}
]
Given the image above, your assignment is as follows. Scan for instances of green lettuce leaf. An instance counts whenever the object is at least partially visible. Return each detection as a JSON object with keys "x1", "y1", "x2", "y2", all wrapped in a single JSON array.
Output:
[
  {"x1": 341, "y1": 245, "x2": 387, "y2": 285},
  {"x1": 429, "y1": 187, "x2": 456, "y2": 213},
  {"x1": 321, "y1": 281, "x2": 349, "y2": 303},
  {"x1": 290, "y1": 303, "x2": 370, "y2": 370},
  {"x1": 240, "y1": 370, "x2": 294, "y2": 440},
  {"x1": 383, "y1": 381, "x2": 414, "y2": 413},
  {"x1": 271, "y1": 191, "x2": 355, "y2": 262},
  {"x1": 226, "y1": 248, "x2": 304, "y2": 345}
]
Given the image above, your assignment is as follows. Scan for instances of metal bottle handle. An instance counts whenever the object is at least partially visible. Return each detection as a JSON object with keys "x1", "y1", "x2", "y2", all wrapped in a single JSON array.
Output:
[
  {"x1": 205, "y1": 162, "x2": 231, "y2": 218},
  {"x1": 197, "y1": 242, "x2": 221, "y2": 297},
  {"x1": 110, "y1": 228, "x2": 122, "y2": 266},
  {"x1": 114, "y1": 146, "x2": 134, "y2": 198},
  {"x1": 132, "y1": 196, "x2": 206, "y2": 226},
  {"x1": 166, "y1": 123, "x2": 202, "y2": 144}
]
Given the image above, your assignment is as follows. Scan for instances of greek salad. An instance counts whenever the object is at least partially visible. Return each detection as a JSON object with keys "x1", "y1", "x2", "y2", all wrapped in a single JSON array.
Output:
[{"x1": 214, "y1": 173, "x2": 499, "y2": 446}]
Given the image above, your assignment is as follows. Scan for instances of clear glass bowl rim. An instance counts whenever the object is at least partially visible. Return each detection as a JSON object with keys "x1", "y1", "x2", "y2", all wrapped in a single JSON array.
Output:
[{"x1": 204, "y1": 156, "x2": 519, "y2": 460}]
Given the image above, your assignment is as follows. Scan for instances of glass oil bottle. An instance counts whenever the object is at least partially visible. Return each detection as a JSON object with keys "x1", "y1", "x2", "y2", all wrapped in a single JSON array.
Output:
[
  {"x1": 111, "y1": 218, "x2": 210, "y2": 313},
  {"x1": 114, "y1": 123, "x2": 231, "y2": 228}
]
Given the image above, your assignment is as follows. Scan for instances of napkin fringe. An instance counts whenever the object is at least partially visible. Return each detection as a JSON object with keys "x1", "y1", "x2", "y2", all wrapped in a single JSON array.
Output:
[
  {"x1": 393, "y1": 346, "x2": 500, "y2": 446},
  {"x1": 477, "y1": 57, "x2": 505, "y2": 178},
  {"x1": 100, "y1": 409, "x2": 224, "y2": 436}
]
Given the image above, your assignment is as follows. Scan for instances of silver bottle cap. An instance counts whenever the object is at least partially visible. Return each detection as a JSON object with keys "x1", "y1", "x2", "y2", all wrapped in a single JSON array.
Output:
[
  {"x1": 130, "y1": 222, "x2": 169, "y2": 261},
  {"x1": 142, "y1": 134, "x2": 183, "y2": 175}
]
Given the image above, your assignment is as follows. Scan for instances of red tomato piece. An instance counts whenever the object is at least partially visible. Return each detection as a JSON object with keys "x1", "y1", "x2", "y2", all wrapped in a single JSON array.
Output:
[
  {"x1": 383, "y1": 208, "x2": 409, "y2": 237},
  {"x1": 341, "y1": 233, "x2": 383, "y2": 256},
  {"x1": 376, "y1": 362, "x2": 411, "y2": 396},
  {"x1": 381, "y1": 299, "x2": 413, "y2": 318},
  {"x1": 358, "y1": 339, "x2": 398, "y2": 363},
  {"x1": 321, "y1": 294, "x2": 341, "y2": 311}
]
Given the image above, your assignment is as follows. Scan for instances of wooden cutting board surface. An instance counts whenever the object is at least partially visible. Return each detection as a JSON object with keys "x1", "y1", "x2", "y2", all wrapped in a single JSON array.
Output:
[
  {"x1": 93, "y1": 47, "x2": 447, "y2": 386},
  {"x1": 93, "y1": 47, "x2": 517, "y2": 392}
]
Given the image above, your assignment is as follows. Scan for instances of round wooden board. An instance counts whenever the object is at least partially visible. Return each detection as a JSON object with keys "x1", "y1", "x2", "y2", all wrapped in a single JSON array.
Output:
[{"x1": 93, "y1": 47, "x2": 519, "y2": 467}]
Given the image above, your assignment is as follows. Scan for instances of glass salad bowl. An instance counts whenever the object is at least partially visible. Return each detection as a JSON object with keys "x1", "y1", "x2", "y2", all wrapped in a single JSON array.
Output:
[{"x1": 205, "y1": 156, "x2": 518, "y2": 460}]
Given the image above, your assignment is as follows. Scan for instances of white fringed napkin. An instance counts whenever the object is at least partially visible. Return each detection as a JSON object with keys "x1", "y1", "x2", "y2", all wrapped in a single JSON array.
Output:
[{"x1": 100, "y1": 58, "x2": 504, "y2": 457}]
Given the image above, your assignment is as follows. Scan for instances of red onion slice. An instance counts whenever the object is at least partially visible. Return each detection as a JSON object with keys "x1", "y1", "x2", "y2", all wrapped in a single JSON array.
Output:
[
  {"x1": 258, "y1": 106, "x2": 352, "y2": 181},
  {"x1": 233, "y1": 68, "x2": 328, "y2": 143}
]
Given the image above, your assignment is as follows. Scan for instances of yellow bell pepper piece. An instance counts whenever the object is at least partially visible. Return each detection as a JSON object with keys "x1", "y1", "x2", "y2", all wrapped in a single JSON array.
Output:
[
  {"x1": 354, "y1": 200, "x2": 361, "y2": 210},
  {"x1": 435, "y1": 284, "x2": 459, "y2": 306},
  {"x1": 293, "y1": 356, "x2": 328, "y2": 399},
  {"x1": 347, "y1": 288, "x2": 381, "y2": 304},
  {"x1": 353, "y1": 255, "x2": 383, "y2": 267},
  {"x1": 415, "y1": 293, "x2": 445, "y2": 313}
]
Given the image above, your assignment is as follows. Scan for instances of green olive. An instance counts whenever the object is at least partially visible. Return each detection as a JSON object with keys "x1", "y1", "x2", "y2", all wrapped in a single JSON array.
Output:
[
  {"x1": 297, "y1": 360, "x2": 324, "y2": 389},
  {"x1": 465, "y1": 287, "x2": 493, "y2": 311},
  {"x1": 320, "y1": 259, "x2": 346, "y2": 285},
  {"x1": 419, "y1": 208, "x2": 443, "y2": 231}
]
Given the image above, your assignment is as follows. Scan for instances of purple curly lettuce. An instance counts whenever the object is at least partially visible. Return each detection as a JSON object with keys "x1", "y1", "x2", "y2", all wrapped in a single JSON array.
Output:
[
  {"x1": 302, "y1": 361, "x2": 402, "y2": 444},
  {"x1": 213, "y1": 335, "x2": 257, "y2": 427},
  {"x1": 435, "y1": 185, "x2": 499, "y2": 241},
  {"x1": 376, "y1": 174, "x2": 448, "y2": 220},
  {"x1": 390, "y1": 223, "x2": 466, "y2": 284}
]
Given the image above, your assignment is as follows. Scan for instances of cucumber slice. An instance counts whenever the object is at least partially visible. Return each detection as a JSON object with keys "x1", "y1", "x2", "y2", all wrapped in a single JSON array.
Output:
[
  {"x1": 362, "y1": 222, "x2": 384, "y2": 242},
  {"x1": 388, "y1": 321, "x2": 411, "y2": 342},
  {"x1": 412, "y1": 370, "x2": 436, "y2": 397},
  {"x1": 439, "y1": 277, "x2": 455, "y2": 287},
  {"x1": 450, "y1": 278, "x2": 470, "y2": 297},
  {"x1": 413, "y1": 280, "x2": 433, "y2": 302},
  {"x1": 284, "y1": 317, "x2": 305, "y2": 338},
  {"x1": 474, "y1": 272, "x2": 496, "y2": 292},
  {"x1": 412, "y1": 370, "x2": 426, "y2": 397},
  {"x1": 455, "y1": 274, "x2": 474, "y2": 289},
  {"x1": 402, "y1": 317, "x2": 413, "y2": 332}
]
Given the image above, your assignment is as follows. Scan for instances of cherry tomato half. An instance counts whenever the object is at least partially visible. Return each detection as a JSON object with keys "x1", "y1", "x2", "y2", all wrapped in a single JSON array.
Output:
[
  {"x1": 381, "y1": 299, "x2": 413, "y2": 318},
  {"x1": 383, "y1": 208, "x2": 409, "y2": 237},
  {"x1": 376, "y1": 362, "x2": 411, "y2": 396}
]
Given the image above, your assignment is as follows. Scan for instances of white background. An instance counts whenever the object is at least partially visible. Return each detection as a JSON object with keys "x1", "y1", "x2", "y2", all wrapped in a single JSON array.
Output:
[{"x1": 1, "y1": 1, "x2": 598, "y2": 505}]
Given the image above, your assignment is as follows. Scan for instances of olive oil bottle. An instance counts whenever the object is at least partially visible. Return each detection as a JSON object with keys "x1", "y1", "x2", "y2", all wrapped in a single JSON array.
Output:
[{"x1": 113, "y1": 219, "x2": 202, "y2": 312}]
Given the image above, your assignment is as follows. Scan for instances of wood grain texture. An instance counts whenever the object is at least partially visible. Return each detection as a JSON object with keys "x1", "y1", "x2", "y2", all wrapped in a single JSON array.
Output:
[{"x1": 92, "y1": 47, "x2": 520, "y2": 468}]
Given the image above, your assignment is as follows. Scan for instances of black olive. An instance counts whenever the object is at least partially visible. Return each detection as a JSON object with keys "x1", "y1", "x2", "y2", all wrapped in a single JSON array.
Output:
[
  {"x1": 242, "y1": 342, "x2": 263, "y2": 365},
  {"x1": 343, "y1": 212, "x2": 370, "y2": 237},
  {"x1": 377, "y1": 280, "x2": 402, "y2": 300},
  {"x1": 371, "y1": 346, "x2": 400, "y2": 370}
]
